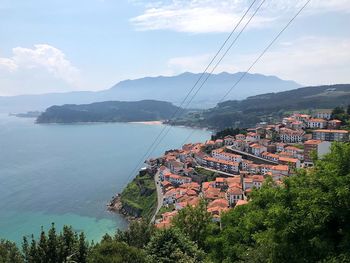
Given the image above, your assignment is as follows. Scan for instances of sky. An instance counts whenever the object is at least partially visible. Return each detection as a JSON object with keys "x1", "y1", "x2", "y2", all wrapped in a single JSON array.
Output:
[{"x1": 0, "y1": 0, "x2": 349, "y2": 96}]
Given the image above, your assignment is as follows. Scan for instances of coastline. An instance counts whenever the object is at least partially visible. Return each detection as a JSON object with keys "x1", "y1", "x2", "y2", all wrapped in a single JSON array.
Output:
[{"x1": 128, "y1": 121, "x2": 163, "y2": 125}]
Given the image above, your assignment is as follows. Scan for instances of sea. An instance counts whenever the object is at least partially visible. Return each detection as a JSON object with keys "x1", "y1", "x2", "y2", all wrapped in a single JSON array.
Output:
[{"x1": 0, "y1": 114, "x2": 211, "y2": 244}]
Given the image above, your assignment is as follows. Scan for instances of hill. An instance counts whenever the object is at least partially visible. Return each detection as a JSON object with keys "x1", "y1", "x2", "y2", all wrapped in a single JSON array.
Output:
[
  {"x1": 169, "y1": 84, "x2": 350, "y2": 129},
  {"x1": 0, "y1": 72, "x2": 300, "y2": 113},
  {"x1": 36, "y1": 100, "x2": 181, "y2": 123}
]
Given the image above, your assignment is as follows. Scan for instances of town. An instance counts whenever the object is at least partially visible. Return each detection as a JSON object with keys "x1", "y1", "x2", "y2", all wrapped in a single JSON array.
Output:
[{"x1": 144, "y1": 109, "x2": 349, "y2": 228}]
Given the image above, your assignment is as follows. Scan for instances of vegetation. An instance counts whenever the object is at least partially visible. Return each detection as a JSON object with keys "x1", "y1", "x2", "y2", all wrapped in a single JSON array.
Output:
[
  {"x1": 36, "y1": 100, "x2": 182, "y2": 123},
  {"x1": 331, "y1": 106, "x2": 350, "y2": 129},
  {"x1": 2, "y1": 143, "x2": 350, "y2": 262},
  {"x1": 211, "y1": 127, "x2": 247, "y2": 140},
  {"x1": 170, "y1": 84, "x2": 350, "y2": 129},
  {"x1": 120, "y1": 173, "x2": 157, "y2": 220}
]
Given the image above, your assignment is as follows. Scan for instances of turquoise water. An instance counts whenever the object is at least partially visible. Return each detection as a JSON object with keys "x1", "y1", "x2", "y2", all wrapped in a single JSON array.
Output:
[{"x1": 0, "y1": 114, "x2": 211, "y2": 243}]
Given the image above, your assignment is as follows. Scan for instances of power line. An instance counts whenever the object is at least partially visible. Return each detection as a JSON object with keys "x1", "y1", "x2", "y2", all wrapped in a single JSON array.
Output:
[
  {"x1": 120, "y1": 0, "x2": 262, "y2": 188},
  {"x1": 141, "y1": 0, "x2": 267, "y2": 163},
  {"x1": 182, "y1": 0, "x2": 312, "y2": 145}
]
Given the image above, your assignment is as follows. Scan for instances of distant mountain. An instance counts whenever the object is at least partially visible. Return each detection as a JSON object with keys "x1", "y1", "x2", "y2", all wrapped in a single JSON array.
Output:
[
  {"x1": 169, "y1": 84, "x2": 350, "y2": 129},
  {"x1": 36, "y1": 100, "x2": 181, "y2": 123},
  {"x1": 0, "y1": 72, "x2": 300, "y2": 113}
]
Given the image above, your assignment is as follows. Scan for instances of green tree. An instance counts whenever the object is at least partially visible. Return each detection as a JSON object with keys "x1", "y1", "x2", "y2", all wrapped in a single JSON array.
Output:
[
  {"x1": 88, "y1": 234, "x2": 145, "y2": 263},
  {"x1": 172, "y1": 200, "x2": 216, "y2": 250},
  {"x1": 0, "y1": 239, "x2": 23, "y2": 263},
  {"x1": 115, "y1": 219, "x2": 154, "y2": 249},
  {"x1": 145, "y1": 228, "x2": 205, "y2": 263},
  {"x1": 208, "y1": 143, "x2": 350, "y2": 263}
]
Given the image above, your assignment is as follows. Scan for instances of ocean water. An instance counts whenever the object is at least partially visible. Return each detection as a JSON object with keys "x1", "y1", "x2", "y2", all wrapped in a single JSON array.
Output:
[{"x1": 0, "y1": 114, "x2": 211, "y2": 244}]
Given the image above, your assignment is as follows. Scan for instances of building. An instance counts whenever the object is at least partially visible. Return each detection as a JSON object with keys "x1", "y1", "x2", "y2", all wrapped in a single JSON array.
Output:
[
  {"x1": 279, "y1": 128, "x2": 305, "y2": 143},
  {"x1": 246, "y1": 132, "x2": 260, "y2": 142},
  {"x1": 304, "y1": 140, "x2": 331, "y2": 166},
  {"x1": 314, "y1": 110, "x2": 332, "y2": 120},
  {"x1": 312, "y1": 129, "x2": 349, "y2": 142},
  {"x1": 250, "y1": 144, "x2": 267, "y2": 156},
  {"x1": 212, "y1": 148, "x2": 242, "y2": 163},
  {"x1": 307, "y1": 118, "x2": 327, "y2": 129},
  {"x1": 328, "y1": 119, "x2": 342, "y2": 129},
  {"x1": 226, "y1": 186, "x2": 244, "y2": 206}
]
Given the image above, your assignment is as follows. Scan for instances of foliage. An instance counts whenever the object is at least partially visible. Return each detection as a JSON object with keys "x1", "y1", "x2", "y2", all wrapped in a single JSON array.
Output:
[
  {"x1": 115, "y1": 220, "x2": 155, "y2": 249},
  {"x1": 172, "y1": 200, "x2": 218, "y2": 250},
  {"x1": 171, "y1": 84, "x2": 350, "y2": 129},
  {"x1": 331, "y1": 106, "x2": 350, "y2": 125},
  {"x1": 22, "y1": 224, "x2": 88, "y2": 263},
  {"x1": 211, "y1": 127, "x2": 247, "y2": 140},
  {"x1": 88, "y1": 234, "x2": 146, "y2": 263},
  {"x1": 37, "y1": 100, "x2": 182, "y2": 123},
  {"x1": 120, "y1": 173, "x2": 157, "y2": 220},
  {"x1": 145, "y1": 228, "x2": 206, "y2": 263},
  {"x1": 0, "y1": 239, "x2": 23, "y2": 263},
  {"x1": 207, "y1": 142, "x2": 350, "y2": 263}
]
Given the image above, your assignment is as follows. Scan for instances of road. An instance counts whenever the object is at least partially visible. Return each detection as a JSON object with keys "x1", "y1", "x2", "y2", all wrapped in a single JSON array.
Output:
[{"x1": 151, "y1": 170, "x2": 163, "y2": 223}]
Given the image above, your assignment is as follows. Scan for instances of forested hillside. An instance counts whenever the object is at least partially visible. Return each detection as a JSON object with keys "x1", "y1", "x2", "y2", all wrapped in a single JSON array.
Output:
[
  {"x1": 170, "y1": 84, "x2": 350, "y2": 129},
  {"x1": 36, "y1": 100, "x2": 181, "y2": 123}
]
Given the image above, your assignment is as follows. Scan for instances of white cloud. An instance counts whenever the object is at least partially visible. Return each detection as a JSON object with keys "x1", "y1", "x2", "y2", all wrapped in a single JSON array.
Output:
[
  {"x1": 130, "y1": 0, "x2": 350, "y2": 33},
  {"x1": 166, "y1": 37, "x2": 350, "y2": 85},
  {"x1": 0, "y1": 44, "x2": 81, "y2": 88}
]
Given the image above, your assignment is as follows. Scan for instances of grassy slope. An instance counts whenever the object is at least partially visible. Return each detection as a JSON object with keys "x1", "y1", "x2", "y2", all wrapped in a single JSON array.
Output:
[{"x1": 120, "y1": 173, "x2": 157, "y2": 220}]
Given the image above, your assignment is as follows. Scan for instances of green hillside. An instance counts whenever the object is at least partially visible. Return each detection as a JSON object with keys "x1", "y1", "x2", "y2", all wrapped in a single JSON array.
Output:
[
  {"x1": 36, "y1": 100, "x2": 182, "y2": 123},
  {"x1": 169, "y1": 84, "x2": 350, "y2": 129}
]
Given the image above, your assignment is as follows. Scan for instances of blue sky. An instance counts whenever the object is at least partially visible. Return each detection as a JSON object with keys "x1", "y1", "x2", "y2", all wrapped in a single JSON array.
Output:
[{"x1": 0, "y1": 0, "x2": 349, "y2": 95}]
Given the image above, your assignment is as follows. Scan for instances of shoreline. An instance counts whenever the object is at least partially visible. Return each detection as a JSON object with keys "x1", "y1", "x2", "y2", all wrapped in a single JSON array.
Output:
[{"x1": 128, "y1": 121, "x2": 163, "y2": 125}]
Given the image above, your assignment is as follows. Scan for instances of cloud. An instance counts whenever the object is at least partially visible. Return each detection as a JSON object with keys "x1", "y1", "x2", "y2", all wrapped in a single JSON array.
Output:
[
  {"x1": 130, "y1": 0, "x2": 350, "y2": 33},
  {"x1": 166, "y1": 37, "x2": 350, "y2": 85},
  {"x1": 0, "y1": 44, "x2": 81, "y2": 88}
]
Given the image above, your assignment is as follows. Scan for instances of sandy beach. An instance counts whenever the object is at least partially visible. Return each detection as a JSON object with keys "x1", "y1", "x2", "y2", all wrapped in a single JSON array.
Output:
[{"x1": 129, "y1": 121, "x2": 163, "y2": 125}]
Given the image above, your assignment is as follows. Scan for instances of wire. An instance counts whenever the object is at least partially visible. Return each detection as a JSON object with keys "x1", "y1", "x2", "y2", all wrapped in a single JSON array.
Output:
[
  {"x1": 120, "y1": 0, "x2": 262, "y2": 188},
  {"x1": 183, "y1": 0, "x2": 312, "y2": 144},
  {"x1": 141, "y1": 0, "x2": 267, "y2": 164}
]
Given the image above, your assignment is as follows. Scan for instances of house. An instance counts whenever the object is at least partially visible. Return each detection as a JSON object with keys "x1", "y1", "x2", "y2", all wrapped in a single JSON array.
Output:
[
  {"x1": 285, "y1": 146, "x2": 304, "y2": 160},
  {"x1": 307, "y1": 118, "x2": 327, "y2": 129},
  {"x1": 312, "y1": 129, "x2": 349, "y2": 142},
  {"x1": 250, "y1": 144, "x2": 267, "y2": 156},
  {"x1": 203, "y1": 187, "x2": 225, "y2": 200},
  {"x1": 235, "y1": 134, "x2": 246, "y2": 140},
  {"x1": 166, "y1": 160, "x2": 185, "y2": 174},
  {"x1": 207, "y1": 199, "x2": 230, "y2": 220},
  {"x1": 261, "y1": 152, "x2": 279, "y2": 163},
  {"x1": 226, "y1": 186, "x2": 244, "y2": 206},
  {"x1": 279, "y1": 128, "x2": 304, "y2": 143},
  {"x1": 203, "y1": 157, "x2": 240, "y2": 173},
  {"x1": 252, "y1": 175, "x2": 264, "y2": 188},
  {"x1": 314, "y1": 110, "x2": 332, "y2": 120},
  {"x1": 212, "y1": 148, "x2": 242, "y2": 163},
  {"x1": 223, "y1": 135, "x2": 235, "y2": 145},
  {"x1": 271, "y1": 165, "x2": 289, "y2": 175},
  {"x1": 246, "y1": 132, "x2": 260, "y2": 142},
  {"x1": 276, "y1": 143, "x2": 286, "y2": 152},
  {"x1": 170, "y1": 174, "x2": 192, "y2": 185},
  {"x1": 278, "y1": 157, "x2": 301, "y2": 169},
  {"x1": 304, "y1": 140, "x2": 331, "y2": 166},
  {"x1": 328, "y1": 119, "x2": 342, "y2": 129}
]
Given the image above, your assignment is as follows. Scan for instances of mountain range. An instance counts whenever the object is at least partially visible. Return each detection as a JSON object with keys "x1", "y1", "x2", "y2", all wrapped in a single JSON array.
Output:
[{"x1": 0, "y1": 72, "x2": 300, "y2": 113}]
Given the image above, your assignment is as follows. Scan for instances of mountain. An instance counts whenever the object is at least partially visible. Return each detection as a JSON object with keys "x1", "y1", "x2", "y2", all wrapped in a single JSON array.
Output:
[
  {"x1": 169, "y1": 84, "x2": 350, "y2": 129},
  {"x1": 36, "y1": 100, "x2": 181, "y2": 123},
  {"x1": 0, "y1": 72, "x2": 300, "y2": 113}
]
